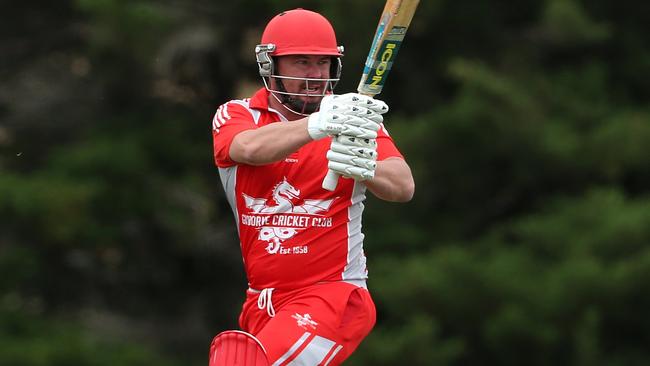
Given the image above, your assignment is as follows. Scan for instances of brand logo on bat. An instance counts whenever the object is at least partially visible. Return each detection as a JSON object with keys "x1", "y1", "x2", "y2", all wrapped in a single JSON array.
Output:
[
  {"x1": 370, "y1": 42, "x2": 396, "y2": 89},
  {"x1": 365, "y1": 40, "x2": 403, "y2": 90}
]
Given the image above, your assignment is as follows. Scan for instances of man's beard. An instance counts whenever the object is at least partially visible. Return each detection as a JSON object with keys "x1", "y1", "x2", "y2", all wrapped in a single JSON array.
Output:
[
  {"x1": 276, "y1": 79, "x2": 324, "y2": 114},
  {"x1": 284, "y1": 97, "x2": 320, "y2": 114}
]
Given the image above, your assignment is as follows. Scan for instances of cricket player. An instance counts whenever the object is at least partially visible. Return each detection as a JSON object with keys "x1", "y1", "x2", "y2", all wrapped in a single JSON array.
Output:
[{"x1": 210, "y1": 8, "x2": 414, "y2": 366}]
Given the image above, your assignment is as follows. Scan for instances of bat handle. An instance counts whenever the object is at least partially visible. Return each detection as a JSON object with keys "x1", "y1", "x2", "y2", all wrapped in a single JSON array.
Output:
[
  {"x1": 322, "y1": 169, "x2": 339, "y2": 191},
  {"x1": 322, "y1": 92, "x2": 375, "y2": 191}
]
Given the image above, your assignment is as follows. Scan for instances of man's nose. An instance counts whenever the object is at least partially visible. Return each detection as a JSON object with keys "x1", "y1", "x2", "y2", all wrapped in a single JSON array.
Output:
[{"x1": 305, "y1": 63, "x2": 324, "y2": 78}]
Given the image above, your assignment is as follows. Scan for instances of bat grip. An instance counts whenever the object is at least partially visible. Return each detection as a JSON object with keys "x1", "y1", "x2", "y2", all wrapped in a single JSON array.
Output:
[
  {"x1": 322, "y1": 169, "x2": 339, "y2": 191},
  {"x1": 322, "y1": 92, "x2": 376, "y2": 191}
]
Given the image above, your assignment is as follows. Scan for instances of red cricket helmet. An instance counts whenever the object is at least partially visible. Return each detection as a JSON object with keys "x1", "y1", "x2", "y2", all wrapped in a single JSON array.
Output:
[
  {"x1": 255, "y1": 9, "x2": 344, "y2": 115},
  {"x1": 261, "y1": 8, "x2": 343, "y2": 56}
]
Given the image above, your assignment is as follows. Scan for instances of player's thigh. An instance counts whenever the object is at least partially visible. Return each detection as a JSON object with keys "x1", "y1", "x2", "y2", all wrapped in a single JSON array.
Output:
[
  {"x1": 256, "y1": 288, "x2": 376, "y2": 366},
  {"x1": 256, "y1": 310, "x2": 341, "y2": 366},
  {"x1": 328, "y1": 288, "x2": 376, "y2": 365}
]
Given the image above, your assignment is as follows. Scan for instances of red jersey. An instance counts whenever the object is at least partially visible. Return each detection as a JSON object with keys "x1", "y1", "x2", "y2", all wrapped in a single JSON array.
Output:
[{"x1": 212, "y1": 88, "x2": 403, "y2": 291}]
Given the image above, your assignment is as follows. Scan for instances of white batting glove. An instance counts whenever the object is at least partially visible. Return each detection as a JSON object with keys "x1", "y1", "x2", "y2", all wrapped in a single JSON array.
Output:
[
  {"x1": 307, "y1": 94, "x2": 389, "y2": 140},
  {"x1": 326, "y1": 135, "x2": 378, "y2": 181},
  {"x1": 321, "y1": 93, "x2": 389, "y2": 118}
]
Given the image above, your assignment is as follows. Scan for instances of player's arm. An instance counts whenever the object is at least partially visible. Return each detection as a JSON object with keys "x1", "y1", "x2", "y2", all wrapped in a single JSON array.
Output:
[
  {"x1": 364, "y1": 157, "x2": 414, "y2": 202},
  {"x1": 324, "y1": 115, "x2": 413, "y2": 201},
  {"x1": 229, "y1": 118, "x2": 312, "y2": 165},
  {"x1": 229, "y1": 94, "x2": 387, "y2": 165}
]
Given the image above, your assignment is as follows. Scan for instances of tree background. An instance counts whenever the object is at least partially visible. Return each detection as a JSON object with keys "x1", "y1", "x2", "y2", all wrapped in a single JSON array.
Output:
[{"x1": 1, "y1": 0, "x2": 649, "y2": 365}]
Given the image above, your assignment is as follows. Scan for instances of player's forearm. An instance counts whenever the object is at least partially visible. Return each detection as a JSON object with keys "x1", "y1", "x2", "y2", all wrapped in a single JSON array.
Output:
[
  {"x1": 230, "y1": 118, "x2": 312, "y2": 165},
  {"x1": 364, "y1": 157, "x2": 415, "y2": 202}
]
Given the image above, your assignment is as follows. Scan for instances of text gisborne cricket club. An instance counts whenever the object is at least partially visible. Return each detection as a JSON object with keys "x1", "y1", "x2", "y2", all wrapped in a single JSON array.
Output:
[{"x1": 241, "y1": 178, "x2": 335, "y2": 255}]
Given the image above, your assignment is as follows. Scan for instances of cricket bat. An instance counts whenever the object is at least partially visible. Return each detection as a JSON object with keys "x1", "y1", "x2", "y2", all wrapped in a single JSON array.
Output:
[{"x1": 322, "y1": 0, "x2": 420, "y2": 191}]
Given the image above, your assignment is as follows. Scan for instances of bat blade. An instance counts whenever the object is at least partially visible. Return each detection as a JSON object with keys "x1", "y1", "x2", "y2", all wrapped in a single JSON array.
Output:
[
  {"x1": 322, "y1": 0, "x2": 420, "y2": 191},
  {"x1": 357, "y1": 0, "x2": 420, "y2": 96}
]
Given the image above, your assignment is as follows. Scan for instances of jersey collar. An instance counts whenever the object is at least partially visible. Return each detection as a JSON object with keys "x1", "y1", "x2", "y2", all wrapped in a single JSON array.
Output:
[
  {"x1": 249, "y1": 88, "x2": 272, "y2": 111},
  {"x1": 249, "y1": 87, "x2": 290, "y2": 122}
]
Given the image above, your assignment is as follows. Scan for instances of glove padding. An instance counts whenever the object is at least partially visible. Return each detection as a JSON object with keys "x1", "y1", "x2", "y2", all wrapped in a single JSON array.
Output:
[
  {"x1": 307, "y1": 93, "x2": 389, "y2": 140},
  {"x1": 321, "y1": 93, "x2": 389, "y2": 117},
  {"x1": 326, "y1": 135, "x2": 378, "y2": 181}
]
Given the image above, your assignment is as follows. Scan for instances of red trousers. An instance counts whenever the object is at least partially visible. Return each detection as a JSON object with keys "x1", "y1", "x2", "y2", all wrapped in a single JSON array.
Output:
[{"x1": 239, "y1": 281, "x2": 376, "y2": 365}]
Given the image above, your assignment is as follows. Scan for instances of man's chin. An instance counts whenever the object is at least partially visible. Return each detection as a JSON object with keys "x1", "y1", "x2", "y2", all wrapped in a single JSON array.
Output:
[
  {"x1": 286, "y1": 99, "x2": 320, "y2": 114},
  {"x1": 302, "y1": 102, "x2": 320, "y2": 114}
]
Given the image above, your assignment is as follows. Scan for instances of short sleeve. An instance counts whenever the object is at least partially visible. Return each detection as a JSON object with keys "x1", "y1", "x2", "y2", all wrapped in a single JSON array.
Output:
[
  {"x1": 375, "y1": 123, "x2": 404, "y2": 161},
  {"x1": 212, "y1": 101, "x2": 257, "y2": 167}
]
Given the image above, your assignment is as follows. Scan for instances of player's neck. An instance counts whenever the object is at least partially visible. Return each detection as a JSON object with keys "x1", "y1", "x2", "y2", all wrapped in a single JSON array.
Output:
[{"x1": 268, "y1": 95, "x2": 304, "y2": 121}]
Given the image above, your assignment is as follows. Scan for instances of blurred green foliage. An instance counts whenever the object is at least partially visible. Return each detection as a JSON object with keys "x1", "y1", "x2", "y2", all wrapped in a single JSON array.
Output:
[
  {"x1": 1, "y1": 0, "x2": 649, "y2": 365},
  {"x1": 0, "y1": 306, "x2": 181, "y2": 366}
]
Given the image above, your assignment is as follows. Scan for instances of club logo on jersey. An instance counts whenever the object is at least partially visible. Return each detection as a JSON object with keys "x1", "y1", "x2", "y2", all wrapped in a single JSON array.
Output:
[
  {"x1": 241, "y1": 177, "x2": 335, "y2": 255},
  {"x1": 291, "y1": 313, "x2": 318, "y2": 330}
]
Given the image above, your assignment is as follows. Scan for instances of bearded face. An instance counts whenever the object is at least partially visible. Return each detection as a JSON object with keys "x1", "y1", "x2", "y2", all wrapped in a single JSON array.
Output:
[{"x1": 266, "y1": 55, "x2": 339, "y2": 115}]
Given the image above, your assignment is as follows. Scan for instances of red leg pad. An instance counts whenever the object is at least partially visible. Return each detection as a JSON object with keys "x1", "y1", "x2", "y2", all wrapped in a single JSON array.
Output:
[{"x1": 209, "y1": 330, "x2": 270, "y2": 366}]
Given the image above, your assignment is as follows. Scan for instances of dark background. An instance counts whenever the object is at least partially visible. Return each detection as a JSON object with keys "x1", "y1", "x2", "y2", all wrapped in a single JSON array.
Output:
[{"x1": 1, "y1": 0, "x2": 649, "y2": 365}]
